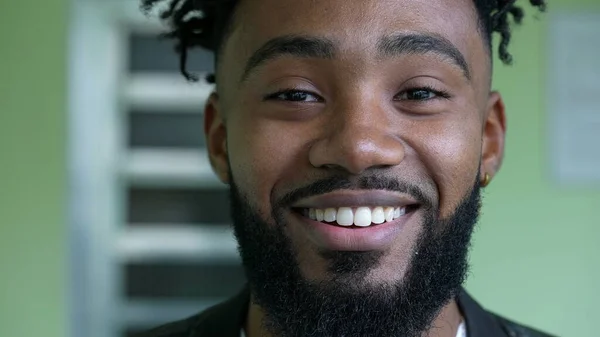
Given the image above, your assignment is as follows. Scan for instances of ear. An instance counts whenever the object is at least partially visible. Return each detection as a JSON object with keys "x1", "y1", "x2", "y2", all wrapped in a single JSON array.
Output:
[
  {"x1": 204, "y1": 92, "x2": 230, "y2": 184},
  {"x1": 480, "y1": 91, "x2": 507, "y2": 185}
]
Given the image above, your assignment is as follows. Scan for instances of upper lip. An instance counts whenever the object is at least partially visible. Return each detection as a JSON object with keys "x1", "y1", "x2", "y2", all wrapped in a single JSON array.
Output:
[{"x1": 291, "y1": 190, "x2": 419, "y2": 209}]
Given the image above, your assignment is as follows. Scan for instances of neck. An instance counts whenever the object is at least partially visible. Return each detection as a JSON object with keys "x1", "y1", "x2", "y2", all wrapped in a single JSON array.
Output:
[
  {"x1": 245, "y1": 297, "x2": 271, "y2": 337},
  {"x1": 244, "y1": 295, "x2": 463, "y2": 337}
]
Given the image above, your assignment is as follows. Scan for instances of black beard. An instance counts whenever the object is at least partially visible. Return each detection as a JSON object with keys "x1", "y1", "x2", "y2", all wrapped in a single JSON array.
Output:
[{"x1": 229, "y1": 174, "x2": 481, "y2": 337}]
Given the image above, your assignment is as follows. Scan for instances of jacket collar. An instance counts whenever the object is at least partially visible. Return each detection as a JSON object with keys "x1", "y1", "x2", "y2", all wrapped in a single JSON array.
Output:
[
  {"x1": 193, "y1": 287, "x2": 506, "y2": 337},
  {"x1": 190, "y1": 286, "x2": 250, "y2": 337},
  {"x1": 457, "y1": 289, "x2": 506, "y2": 337}
]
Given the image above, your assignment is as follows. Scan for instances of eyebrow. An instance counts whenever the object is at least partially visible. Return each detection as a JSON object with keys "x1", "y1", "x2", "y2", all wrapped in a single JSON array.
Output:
[
  {"x1": 378, "y1": 33, "x2": 471, "y2": 80},
  {"x1": 240, "y1": 33, "x2": 470, "y2": 83},
  {"x1": 241, "y1": 35, "x2": 336, "y2": 82}
]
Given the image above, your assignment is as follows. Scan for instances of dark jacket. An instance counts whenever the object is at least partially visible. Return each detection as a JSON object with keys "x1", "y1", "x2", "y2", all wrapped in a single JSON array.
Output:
[{"x1": 137, "y1": 287, "x2": 556, "y2": 337}]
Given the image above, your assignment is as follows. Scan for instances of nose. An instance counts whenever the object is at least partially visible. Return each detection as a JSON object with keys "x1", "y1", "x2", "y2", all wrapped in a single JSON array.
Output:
[{"x1": 308, "y1": 98, "x2": 405, "y2": 175}]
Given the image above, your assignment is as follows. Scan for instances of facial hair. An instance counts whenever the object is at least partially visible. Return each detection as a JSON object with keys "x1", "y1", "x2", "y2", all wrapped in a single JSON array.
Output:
[{"x1": 229, "y1": 174, "x2": 481, "y2": 337}]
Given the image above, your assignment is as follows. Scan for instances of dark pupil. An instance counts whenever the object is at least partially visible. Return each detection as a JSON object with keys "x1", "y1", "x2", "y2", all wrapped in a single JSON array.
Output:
[
  {"x1": 287, "y1": 92, "x2": 308, "y2": 101},
  {"x1": 408, "y1": 90, "x2": 430, "y2": 100}
]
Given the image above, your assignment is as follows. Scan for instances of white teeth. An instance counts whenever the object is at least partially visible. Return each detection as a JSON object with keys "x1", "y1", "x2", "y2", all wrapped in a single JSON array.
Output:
[
  {"x1": 398, "y1": 207, "x2": 406, "y2": 217},
  {"x1": 384, "y1": 207, "x2": 394, "y2": 222},
  {"x1": 306, "y1": 206, "x2": 409, "y2": 226},
  {"x1": 372, "y1": 207, "x2": 385, "y2": 224},
  {"x1": 324, "y1": 208, "x2": 337, "y2": 222},
  {"x1": 354, "y1": 207, "x2": 372, "y2": 227},
  {"x1": 315, "y1": 209, "x2": 324, "y2": 222},
  {"x1": 336, "y1": 207, "x2": 354, "y2": 226}
]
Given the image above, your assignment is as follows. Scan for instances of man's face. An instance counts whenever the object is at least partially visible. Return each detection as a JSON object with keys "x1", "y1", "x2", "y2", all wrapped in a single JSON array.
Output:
[{"x1": 204, "y1": 0, "x2": 505, "y2": 334}]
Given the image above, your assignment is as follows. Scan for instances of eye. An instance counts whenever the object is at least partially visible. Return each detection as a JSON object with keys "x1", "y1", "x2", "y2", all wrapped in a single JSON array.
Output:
[
  {"x1": 395, "y1": 87, "x2": 450, "y2": 101},
  {"x1": 264, "y1": 89, "x2": 323, "y2": 103}
]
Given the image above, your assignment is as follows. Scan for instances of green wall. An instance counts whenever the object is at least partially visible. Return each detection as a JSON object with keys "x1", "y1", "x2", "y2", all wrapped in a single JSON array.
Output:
[
  {"x1": 0, "y1": 1, "x2": 68, "y2": 337},
  {"x1": 0, "y1": 1, "x2": 597, "y2": 337},
  {"x1": 466, "y1": 1, "x2": 600, "y2": 336}
]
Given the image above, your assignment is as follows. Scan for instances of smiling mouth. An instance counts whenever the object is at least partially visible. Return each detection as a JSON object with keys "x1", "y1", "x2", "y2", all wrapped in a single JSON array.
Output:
[{"x1": 293, "y1": 205, "x2": 419, "y2": 228}]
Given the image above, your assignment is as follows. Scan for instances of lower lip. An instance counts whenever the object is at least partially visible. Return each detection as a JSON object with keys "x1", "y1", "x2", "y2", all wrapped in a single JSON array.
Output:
[{"x1": 291, "y1": 211, "x2": 414, "y2": 251}]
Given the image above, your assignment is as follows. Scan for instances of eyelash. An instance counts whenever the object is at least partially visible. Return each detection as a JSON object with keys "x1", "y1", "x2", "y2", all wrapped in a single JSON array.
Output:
[
  {"x1": 395, "y1": 86, "x2": 451, "y2": 101},
  {"x1": 263, "y1": 89, "x2": 323, "y2": 102},
  {"x1": 264, "y1": 86, "x2": 451, "y2": 103}
]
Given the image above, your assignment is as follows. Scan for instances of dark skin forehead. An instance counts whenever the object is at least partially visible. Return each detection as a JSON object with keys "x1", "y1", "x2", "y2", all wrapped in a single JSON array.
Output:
[{"x1": 217, "y1": 0, "x2": 492, "y2": 105}]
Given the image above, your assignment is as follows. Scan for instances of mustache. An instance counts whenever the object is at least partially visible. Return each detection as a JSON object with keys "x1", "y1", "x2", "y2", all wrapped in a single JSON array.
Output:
[{"x1": 274, "y1": 175, "x2": 434, "y2": 209}]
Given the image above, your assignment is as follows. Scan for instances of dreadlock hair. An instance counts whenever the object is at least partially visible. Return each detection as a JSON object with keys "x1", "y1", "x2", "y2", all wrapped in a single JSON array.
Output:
[{"x1": 141, "y1": 0, "x2": 546, "y2": 83}]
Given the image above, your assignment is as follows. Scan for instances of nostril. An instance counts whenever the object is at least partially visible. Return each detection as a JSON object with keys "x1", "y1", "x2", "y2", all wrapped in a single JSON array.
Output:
[
  {"x1": 308, "y1": 131, "x2": 405, "y2": 174},
  {"x1": 319, "y1": 163, "x2": 345, "y2": 170},
  {"x1": 371, "y1": 164, "x2": 396, "y2": 170}
]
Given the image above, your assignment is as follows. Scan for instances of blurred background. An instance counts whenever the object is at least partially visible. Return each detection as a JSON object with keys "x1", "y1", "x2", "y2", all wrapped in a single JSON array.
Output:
[{"x1": 0, "y1": 0, "x2": 598, "y2": 337}]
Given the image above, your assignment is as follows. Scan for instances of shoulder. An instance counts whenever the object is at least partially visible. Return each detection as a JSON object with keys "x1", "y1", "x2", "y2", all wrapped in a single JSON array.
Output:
[
  {"x1": 494, "y1": 314, "x2": 558, "y2": 337},
  {"x1": 457, "y1": 290, "x2": 558, "y2": 337},
  {"x1": 132, "y1": 288, "x2": 250, "y2": 337},
  {"x1": 131, "y1": 310, "x2": 208, "y2": 337}
]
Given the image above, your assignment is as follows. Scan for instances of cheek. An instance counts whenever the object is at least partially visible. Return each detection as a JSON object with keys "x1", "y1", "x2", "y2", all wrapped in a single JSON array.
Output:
[
  {"x1": 416, "y1": 118, "x2": 481, "y2": 217},
  {"x1": 227, "y1": 114, "x2": 311, "y2": 214}
]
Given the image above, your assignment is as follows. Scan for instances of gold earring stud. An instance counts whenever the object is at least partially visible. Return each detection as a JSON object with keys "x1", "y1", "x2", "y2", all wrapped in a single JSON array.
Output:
[{"x1": 481, "y1": 173, "x2": 491, "y2": 187}]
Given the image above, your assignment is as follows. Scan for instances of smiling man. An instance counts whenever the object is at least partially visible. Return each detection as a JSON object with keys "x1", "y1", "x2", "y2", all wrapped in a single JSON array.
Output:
[{"x1": 137, "y1": 0, "x2": 553, "y2": 336}]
